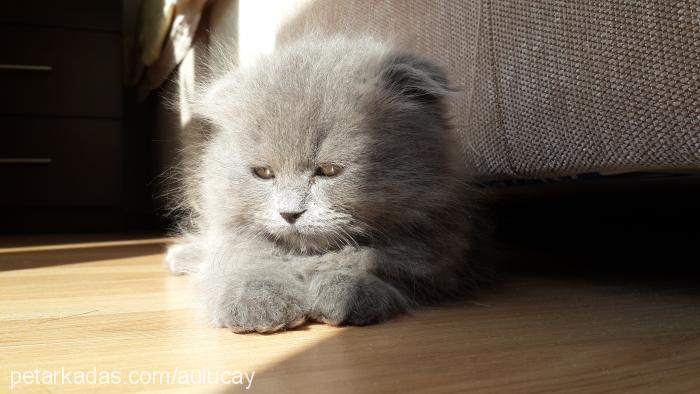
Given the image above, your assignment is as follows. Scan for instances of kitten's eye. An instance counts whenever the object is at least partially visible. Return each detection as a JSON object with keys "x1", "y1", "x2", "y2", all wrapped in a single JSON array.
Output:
[
  {"x1": 252, "y1": 166, "x2": 275, "y2": 179},
  {"x1": 314, "y1": 164, "x2": 343, "y2": 177}
]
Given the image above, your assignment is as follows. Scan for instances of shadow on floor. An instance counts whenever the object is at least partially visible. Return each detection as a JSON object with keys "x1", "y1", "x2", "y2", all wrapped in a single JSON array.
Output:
[
  {"x1": 216, "y1": 273, "x2": 700, "y2": 393},
  {"x1": 0, "y1": 237, "x2": 168, "y2": 271}
]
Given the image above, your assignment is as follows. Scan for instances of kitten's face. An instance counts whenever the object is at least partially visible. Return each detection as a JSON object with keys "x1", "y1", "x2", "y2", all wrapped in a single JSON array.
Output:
[
  {"x1": 219, "y1": 122, "x2": 373, "y2": 251},
  {"x1": 198, "y1": 38, "x2": 460, "y2": 252}
]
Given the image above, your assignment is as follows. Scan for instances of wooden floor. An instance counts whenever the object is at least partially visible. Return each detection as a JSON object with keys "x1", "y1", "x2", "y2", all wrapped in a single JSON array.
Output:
[{"x1": 1, "y1": 235, "x2": 700, "y2": 393}]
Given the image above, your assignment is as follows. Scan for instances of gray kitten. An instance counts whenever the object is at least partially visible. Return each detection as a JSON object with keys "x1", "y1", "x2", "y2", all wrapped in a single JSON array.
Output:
[{"x1": 166, "y1": 36, "x2": 483, "y2": 333}]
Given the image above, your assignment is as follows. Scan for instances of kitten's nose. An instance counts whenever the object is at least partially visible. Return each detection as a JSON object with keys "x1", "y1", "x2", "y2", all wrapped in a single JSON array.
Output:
[{"x1": 280, "y1": 210, "x2": 305, "y2": 224}]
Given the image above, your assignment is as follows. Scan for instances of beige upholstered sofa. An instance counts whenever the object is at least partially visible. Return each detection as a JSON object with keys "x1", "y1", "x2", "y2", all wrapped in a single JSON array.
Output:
[
  {"x1": 275, "y1": 0, "x2": 700, "y2": 181},
  {"x1": 152, "y1": 0, "x2": 699, "y2": 183}
]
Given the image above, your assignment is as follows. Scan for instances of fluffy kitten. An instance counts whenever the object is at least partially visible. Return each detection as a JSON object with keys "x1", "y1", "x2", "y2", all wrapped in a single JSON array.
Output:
[{"x1": 166, "y1": 36, "x2": 483, "y2": 333}]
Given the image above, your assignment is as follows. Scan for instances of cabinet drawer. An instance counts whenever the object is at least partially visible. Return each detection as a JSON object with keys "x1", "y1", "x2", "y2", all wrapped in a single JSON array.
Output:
[
  {"x1": 0, "y1": 117, "x2": 122, "y2": 207},
  {"x1": 0, "y1": 0, "x2": 121, "y2": 32},
  {"x1": 0, "y1": 25, "x2": 121, "y2": 117}
]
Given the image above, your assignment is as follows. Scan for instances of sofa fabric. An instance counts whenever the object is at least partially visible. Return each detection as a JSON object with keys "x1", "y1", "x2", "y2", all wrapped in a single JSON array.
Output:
[{"x1": 277, "y1": 0, "x2": 700, "y2": 180}]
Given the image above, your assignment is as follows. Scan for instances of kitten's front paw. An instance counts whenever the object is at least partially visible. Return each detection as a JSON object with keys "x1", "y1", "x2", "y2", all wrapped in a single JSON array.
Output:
[
  {"x1": 309, "y1": 272, "x2": 410, "y2": 326},
  {"x1": 165, "y1": 241, "x2": 203, "y2": 275},
  {"x1": 209, "y1": 277, "x2": 307, "y2": 333}
]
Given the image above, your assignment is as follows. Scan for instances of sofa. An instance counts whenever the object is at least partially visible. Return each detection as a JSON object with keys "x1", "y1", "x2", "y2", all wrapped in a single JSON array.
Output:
[
  {"x1": 144, "y1": 0, "x2": 699, "y2": 186},
  {"x1": 274, "y1": 0, "x2": 700, "y2": 181}
]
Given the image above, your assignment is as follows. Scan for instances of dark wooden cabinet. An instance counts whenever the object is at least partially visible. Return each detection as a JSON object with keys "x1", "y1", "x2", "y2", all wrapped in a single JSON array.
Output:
[
  {"x1": 0, "y1": 25, "x2": 122, "y2": 118},
  {"x1": 0, "y1": 1, "x2": 150, "y2": 232},
  {"x1": 0, "y1": 117, "x2": 122, "y2": 207},
  {"x1": 0, "y1": 0, "x2": 121, "y2": 32}
]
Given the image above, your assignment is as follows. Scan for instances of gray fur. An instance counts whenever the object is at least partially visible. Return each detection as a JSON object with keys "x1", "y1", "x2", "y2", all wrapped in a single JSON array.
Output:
[{"x1": 166, "y1": 36, "x2": 482, "y2": 332}]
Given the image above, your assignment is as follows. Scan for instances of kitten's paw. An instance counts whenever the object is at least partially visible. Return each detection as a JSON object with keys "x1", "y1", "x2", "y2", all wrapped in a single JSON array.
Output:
[
  {"x1": 309, "y1": 272, "x2": 410, "y2": 326},
  {"x1": 165, "y1": 242, "x2": 202, "y2": 275},
  {"x1": 209, "y1": 278, "x2": 307, "y2": 333}
]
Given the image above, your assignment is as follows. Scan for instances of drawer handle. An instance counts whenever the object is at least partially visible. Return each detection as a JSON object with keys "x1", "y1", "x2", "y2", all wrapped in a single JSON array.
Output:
[
  {"x1": 0, "y1": 64, "x2": 53, "y2": 72},
  {"x1": 0, "y1": 158, "x2": 53, "y2": 164}
]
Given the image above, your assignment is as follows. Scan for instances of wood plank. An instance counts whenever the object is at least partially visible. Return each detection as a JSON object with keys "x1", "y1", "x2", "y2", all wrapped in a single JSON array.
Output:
[{"x1": 1, "y1": 235, "x2": 699, "y2": 392}]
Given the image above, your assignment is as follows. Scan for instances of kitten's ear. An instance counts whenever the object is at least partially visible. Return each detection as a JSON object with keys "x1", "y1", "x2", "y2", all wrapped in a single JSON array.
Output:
[
  {"x1": 380, "y1": 54, "x2": 455, "y2": 104},
  {"x1": 189, "y1": 75, "x2": 241, "y2": 126}
]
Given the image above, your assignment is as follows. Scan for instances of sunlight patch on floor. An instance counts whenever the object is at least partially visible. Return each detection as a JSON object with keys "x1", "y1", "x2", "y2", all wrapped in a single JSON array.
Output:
[{"x1": 0, "y1": 237, "x2": 171, "y2": 254}]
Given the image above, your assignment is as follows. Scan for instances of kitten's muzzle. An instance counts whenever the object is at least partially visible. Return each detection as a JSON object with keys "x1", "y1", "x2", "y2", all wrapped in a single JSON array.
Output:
[{"x1": 280, "y1": 210, "x2": 306, "y2": 224}]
